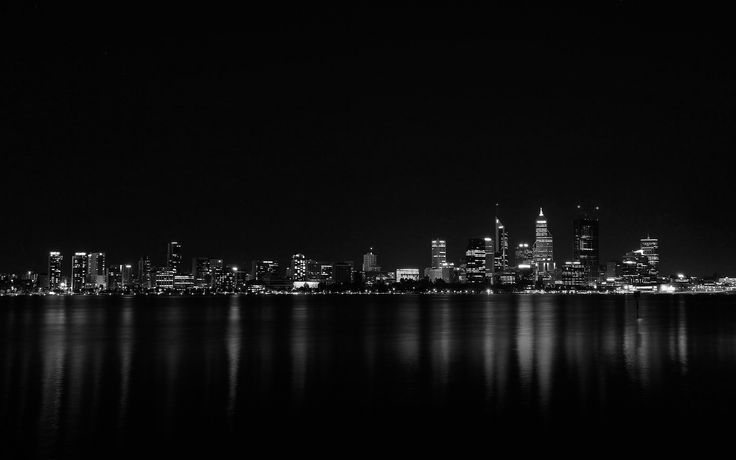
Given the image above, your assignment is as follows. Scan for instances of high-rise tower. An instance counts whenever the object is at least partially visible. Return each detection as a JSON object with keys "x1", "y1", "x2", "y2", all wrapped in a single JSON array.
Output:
[
  {"x1": 431, "y1": 239, "x2": 447, "y2": 269},
  {"x1": 71, "y1": 252, "x2": 88, "y2": 293},
  {"x1": 640, "y1": 236, "x2": 659, "y2": 278},
  {"x1": 87, "y1": 252, "x2": 107, "y2": 290},
  {"x1": 465, "y1": 238, "x2": 487, "y2": 284},
  {"x1": 167, "y1": 241, "x2": 182, "y2": 273},
  {"x1": 533, "y1": 208, "x2": 554, "y2": 274},
  {"x1": 48, "y1": 251, "x2": 63, "y2": 291},
  {"x1": 362, "y1": 248, "x2": 380, "y2": 273},
  {"x1": 573, "y1": 206, "x2": 600, "y2": 283},
  {"x1": 494, "y1": 217, "x2": 509, "y2": 271}
]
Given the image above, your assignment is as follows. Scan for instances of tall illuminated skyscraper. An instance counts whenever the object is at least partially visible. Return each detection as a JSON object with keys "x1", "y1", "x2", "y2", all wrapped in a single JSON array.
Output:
[
  {"x1": 48, "y1": 251, "x2": 63, "y2": 291},
  {"x1": 86, "y1": 252, "x2": 107, "y2": 289},
  {"x1": 362, "y1": 248, "x2": 380, "y2": 273},
  {"x1": 640, "y1": 236, "x2": 659, "y2": 278},
  {"x1": 121, "y1": 264, "x2": 133, "y2": 287},
  {"x1": 71, "y1": 252, "x2": 88, "y2": 293},
  {"x1": 138, "y1": 256, "x2": 153, "y2": 288},
  {"x1": 533, "y1": 208, "x2": 554, "y2": 274},
  {"x1": 573, "y1": 207, "x2": 600, "y2": 283},
  {"x1": 515, "y1": 243, "x2": 533, "y2": 267},
  {"x1": 291, "y1": 253, "x2": 307, "y2": 281},
  {"x1": 465, "y1": 238, "x2": 486, "y2": 284},
  {"x1": 484, "y1": 237, "x2": 494, "y2": 278},
  {"x1": 167, "y1": 241, "x2": 182, "y2": 273},
  {"x1": 494, "y1": 217, "x2": 509, "y2": 271},
  {"x1": 431, "y1": 239, "x2": 447, "y2": 269}
]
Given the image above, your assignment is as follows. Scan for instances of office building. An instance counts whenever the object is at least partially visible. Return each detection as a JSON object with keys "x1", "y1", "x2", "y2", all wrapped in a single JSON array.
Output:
[
  {"x1": 559, "y1": 261, "x2": 587, "y2": 289},
  {"x1": 155, "y1": 268, "x2": 174, "y2": 290},
  {"x1": 48, "y1": 251, "x2": 63, "y2": 291},
  {"x1": 210, "y1": 259, "x2": 224, "y2": 289},
  {"x1": 108, "y1": 265, "x2": 122, "y2": 291},
  {"x1": 121, "y1": 264, "x2": 133, "y2": 288},
  {"x1": 333, "y1": 261, "x2": 354, "y2": 285},
  {"x1": 138, "y1": 256, "x2": 153, "y2": 289},
  {"x1": 494, "y1": 217, "x2": 509, "y2": 271},
  {"x1": 484, "y1": 237, "x2": 494, "y2": 278},
  {"x1": 362, "y1": 248, "x2": 380, "y2": 273},
  {"x1": 533, "y1": 208, "x2": 554, "y2": 275},
  {"x1": 320, "y1": 263, "x2": 334, "y2": 283},
  {"x1": 573, "y1": 207, "x2": 600, "y2": 283},
  {"x1": 431, "y1": 239, "x2": 447, "y2": 269},
  {"x1": 193, "y1": 257, "x2": 212, "y2": 287},
  {"x1": 465, "y1": 238, "x2": 486, "y2": 283},
  {"x1": 306, "y1": 259, "x2": 322, "y2": 281},
  {"x1": 291, "y1": 253, "x2": 307, "y2": 281},
  {"x1": 167, "y1": 241, "x2": 182, "y2": 273},
  {"x1": 515, "y1": 243, "x2": 533, "y2": 268},
  {"x1": 86, "y1": 252, "x2": 107, "y2": 290},
  {"x1": 71, "y1": 252, "x2": 88, "y2": 293},
  {"x1": 252, "y1": 260, "x2": 279, "y2": 282},
  {"x1": 640, "y1": 236, "x2": 659, "y2": 277}
]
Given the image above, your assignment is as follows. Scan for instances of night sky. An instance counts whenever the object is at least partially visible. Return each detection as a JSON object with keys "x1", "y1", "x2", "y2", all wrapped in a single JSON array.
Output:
[{"x1": 3, "y1": 4, "x2": 735, "y2": 276}]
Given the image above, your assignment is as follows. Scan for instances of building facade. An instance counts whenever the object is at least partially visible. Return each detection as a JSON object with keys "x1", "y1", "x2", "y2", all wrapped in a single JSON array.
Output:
[
  {"x1": 291, "y1": 253, "x2": 307, "y2": 281},
  {"x1": 533, "y1": 208, "x2": 554, "y2": 275},
  {"x1": 167, "y1": 241, "x2": 182, "y2": 273},
  {"x1": 494, "y1": 217, "x2": 509, "y2": 272},
  {"x1": 48, "y1": 251, "x2": 63, "y2": 291},
  {"x1": 362, "y1": 248, "x2": 380, "y2": 273},
  {"x1": 640, "y1": 236, "x2": 659, "y2": 278},
  {"x1": 71, "y1": 252, "x2": 88, "y2": 293},
  {"x1": 573, "y1": 208, "x2": 600, "y2": 283},
  {"x1": 465, "y1": 238, "x2": 487, "y2": 284},
  {"x1": 87, "y1": 252, "x2": 107, "y2": 290},
  {"x1": 431, "y1": 239, "x2": 447, "y2": 268}
]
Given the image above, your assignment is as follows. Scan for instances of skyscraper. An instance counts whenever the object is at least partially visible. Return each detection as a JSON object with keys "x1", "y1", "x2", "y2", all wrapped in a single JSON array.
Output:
[
  {"x1": 87, "y1": 252, "x2": 107, "y2": 290},
  {"x1": 640, "y1": 236, "x2": 659, "y2": 278},
  {"x1": 465, "y1": 238, "x2": 486, "y2": 284},
  {"x1": 71, "y1": 252, "x2": 88, "y2": 293},
  {"x1": 515, "y1": 243, "x2": 533, "y2": 267},
  {"x1": 573, "y1": 207, "x2": 600, "y2": 283},
  {"x1": 121, "y1": 264, "x2": 133, "y2": 288},
  {"x1": 431, "y1": 239, "x2": 447, "y2": 269},
  {"x1": 210, "y1": 259, "x2": 224, "y2": 289},
  {"x1": 333, "y1": 261, "x2": 354, "y2": 285},
  {"x1": 494, "y1": 217, "x2": 509, "y2": 271},
  {"x1": 252, "y1": 260, "x2": 279, "y2": 282},
  {"x1": 484, "y1": 237, "x2": 494, "y2": 278},
  {"x1": 362, "y1": 248, "x2": 380, "y2": 273},
  {"x1": 192, "y1": 257, "x2": 212, "y2": 287},
  {"x1": 108, "y1": 264, "x2": 122, "y2": 291},
  {"x1": 291, "y1": 253, "x2": 307, "y2": 281},
  {"x1": 138, "y1": 256, "x2": 153, "y2": 288},
  {"x1": 48, "y1": 251, "x2": 63, "y2": 291},
  {"x1": 533, "y1": 208, "x2": 554, "y2": 275},
  {"x1": 167, "y1": 241, "x2": 182, "y2": 273}
]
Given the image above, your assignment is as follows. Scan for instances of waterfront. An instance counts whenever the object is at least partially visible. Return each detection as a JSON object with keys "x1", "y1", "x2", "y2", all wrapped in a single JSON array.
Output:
[{"x1": 2, "y1": 294, "x2": 736, "y2": 457}]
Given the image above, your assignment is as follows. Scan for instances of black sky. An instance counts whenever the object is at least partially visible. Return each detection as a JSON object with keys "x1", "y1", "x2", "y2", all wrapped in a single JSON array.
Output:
[{"x1": 3, "y1": 4, "x2": 735, "y2": 276}]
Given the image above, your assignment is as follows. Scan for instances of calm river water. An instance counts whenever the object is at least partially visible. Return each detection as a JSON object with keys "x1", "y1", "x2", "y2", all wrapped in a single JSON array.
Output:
[{"x1": 2, "y1": 294, "x2": 736, "y2": 457}]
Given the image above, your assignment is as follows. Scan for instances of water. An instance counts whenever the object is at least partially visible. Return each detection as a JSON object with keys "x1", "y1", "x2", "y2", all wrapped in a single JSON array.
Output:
[{"x1": 2, "y1": 294, "x2": 736, "y2": 457}]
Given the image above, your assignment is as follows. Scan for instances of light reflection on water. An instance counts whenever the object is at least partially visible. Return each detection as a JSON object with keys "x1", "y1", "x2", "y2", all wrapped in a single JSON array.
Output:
[{"x1": 2, "y1": 293, "x2": 736, "y2": 457}]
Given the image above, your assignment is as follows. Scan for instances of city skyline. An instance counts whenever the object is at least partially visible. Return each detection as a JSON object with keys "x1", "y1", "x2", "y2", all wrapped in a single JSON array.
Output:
[
  {"x1": 4, "y1": 4, "x2": 735, "y2": 279},
  {"x1": 0, "y1": 203, "x2": 711, "y2": 279},
  {"x1": 4, "y1": 203, "x2": 711, "y2": 296}
]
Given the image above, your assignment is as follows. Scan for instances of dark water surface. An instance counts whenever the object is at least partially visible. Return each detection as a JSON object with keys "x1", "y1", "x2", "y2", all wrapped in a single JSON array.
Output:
[{"x1": 2, "y1": 294, "x2": 736, "y2": 457}]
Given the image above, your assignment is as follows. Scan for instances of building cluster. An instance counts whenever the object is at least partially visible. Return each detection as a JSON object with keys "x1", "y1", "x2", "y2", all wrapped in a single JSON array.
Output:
[
  {"x1": 412, "y1": 206, "x2": 732, "y2": 293},
  {"x1": 0, "y1": 206, "x2": 733, "y2": 295}
]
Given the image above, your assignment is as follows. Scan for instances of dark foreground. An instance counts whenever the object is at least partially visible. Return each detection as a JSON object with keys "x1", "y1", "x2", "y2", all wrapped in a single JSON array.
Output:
[{"x1": 2, "y1": 294, "x2": 736, "y2": 458}]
